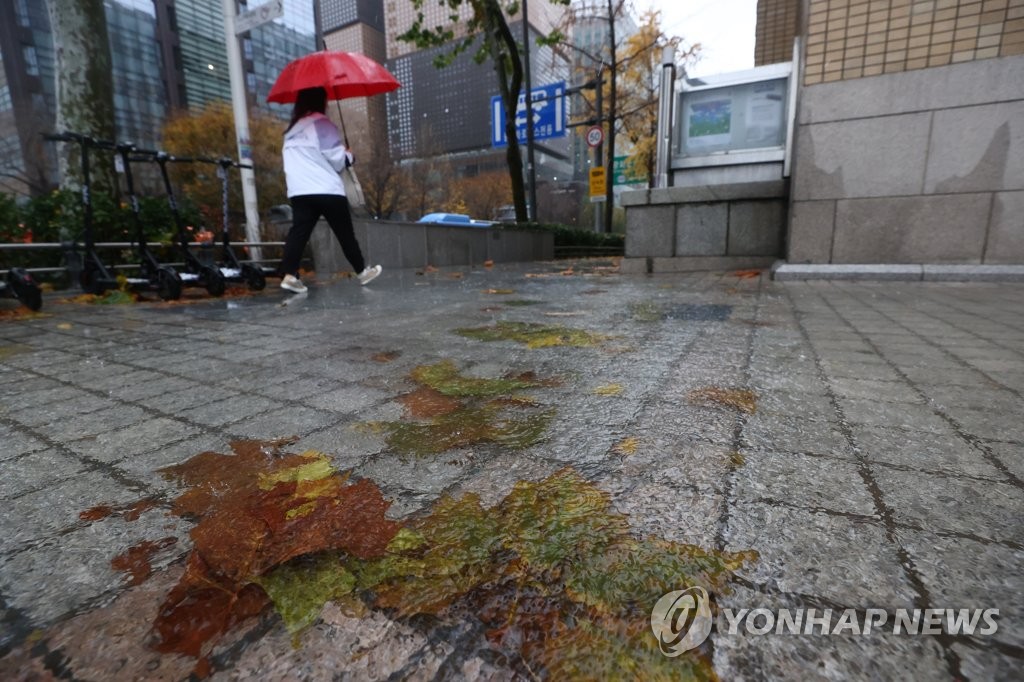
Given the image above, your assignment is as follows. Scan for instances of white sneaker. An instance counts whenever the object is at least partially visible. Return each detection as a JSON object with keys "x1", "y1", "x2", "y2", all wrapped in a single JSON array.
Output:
[
  {"x1": 357, "y1": 265, "x2": 382, "y2": 285},
  {"x1": 280, "y1": 274, "x2": 307, "y2": 293}
]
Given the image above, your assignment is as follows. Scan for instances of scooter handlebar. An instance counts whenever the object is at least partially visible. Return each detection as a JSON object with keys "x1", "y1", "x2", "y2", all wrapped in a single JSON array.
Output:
[{"x1": 43, "y1": 131, "x2": 93, "y2": 144}]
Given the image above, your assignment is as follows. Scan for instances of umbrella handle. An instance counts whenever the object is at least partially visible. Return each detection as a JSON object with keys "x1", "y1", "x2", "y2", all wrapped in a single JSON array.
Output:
[{"x1": 322, "y1": 39, "x2": 350, "y2": 147}]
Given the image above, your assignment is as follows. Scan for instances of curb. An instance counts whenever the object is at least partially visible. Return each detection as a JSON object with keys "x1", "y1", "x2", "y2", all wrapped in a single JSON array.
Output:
[{"x1": 772, "y1": 263, "x2": 1024, "y2": 282}]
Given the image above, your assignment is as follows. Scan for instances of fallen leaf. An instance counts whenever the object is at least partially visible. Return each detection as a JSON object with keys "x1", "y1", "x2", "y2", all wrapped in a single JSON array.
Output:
[
  {"x1": 687, "y1": 386, "x2": 758, "y2": 414},
  {"x1": 733, "y1": 269, "x2": 761, "y2": 279},
  {"x1": 456, "y1": 321, "x2": 608, "y2": 349},
  {"x1": 612, "y1": 437, "x2": 638, "y2": 456},
  {"x1": 111, "y1": 537, "x2": 177, "y2": 586},
  {"x1": 593, "y1": 383, "x2": 623, "y2": 396}
]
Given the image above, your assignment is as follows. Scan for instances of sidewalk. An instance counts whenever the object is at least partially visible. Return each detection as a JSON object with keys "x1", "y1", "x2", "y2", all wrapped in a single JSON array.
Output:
[{"x1": 1, "y1": 262, "x2": 1021, "y2": 680}]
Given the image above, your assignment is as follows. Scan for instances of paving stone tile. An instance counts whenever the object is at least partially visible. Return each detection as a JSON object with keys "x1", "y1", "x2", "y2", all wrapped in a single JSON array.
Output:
[
  {"x1": 874, "y1": 468, "x2": 1024, "y2": 544},
  {"x1": 1, "y1": 449, "x2": 88, "y2": 500},
  {"x1": 898, "y1": 530, "x2": 1023, "y2": 649},
  {"x1": 0, "y1": 424, "x2": 48, "y2": 462},
  {"x1": 725, "y1": 502, "x2": 918, "y2": 607},
  {"x1": 852, "y1": 424, "x2": 1004, "y2": 479},
  {"x1": 0, "y1": 268, "x2": 1021, "y2": 678},
  {"x1": 731, "y1": 450, "x2": 877, "y2": 516},
  {"x1": 64, "y1": 417, "x2": 202, "y2": 463}
]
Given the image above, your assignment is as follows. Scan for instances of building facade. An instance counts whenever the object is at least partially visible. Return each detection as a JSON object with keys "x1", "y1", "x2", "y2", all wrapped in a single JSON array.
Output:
[
  {"x1": 0, "y1": 0, "x2": 316, "y2": 197},
  {"x1": 319, "y1": 0, "x2": 575, "y2": 217},
  {"x1": 776, "y1": 0, "x2": 1024, "y2": 264}
]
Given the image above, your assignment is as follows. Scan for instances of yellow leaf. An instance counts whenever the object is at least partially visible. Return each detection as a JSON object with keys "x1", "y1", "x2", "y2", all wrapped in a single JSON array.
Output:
[{"x1": 613, "y1": 437, "x2": 639, "y2": 456}]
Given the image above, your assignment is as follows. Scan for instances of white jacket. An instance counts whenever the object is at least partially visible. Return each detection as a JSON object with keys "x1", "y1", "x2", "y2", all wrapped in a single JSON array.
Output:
[{"x1": 282, "y1": 113, "x2": 353, "y2": 198}]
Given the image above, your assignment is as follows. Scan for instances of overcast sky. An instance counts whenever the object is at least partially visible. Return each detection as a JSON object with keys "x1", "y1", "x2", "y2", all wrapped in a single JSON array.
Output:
[{"x1": 634, "y1": 0, "x2": 758, "y2": 77}]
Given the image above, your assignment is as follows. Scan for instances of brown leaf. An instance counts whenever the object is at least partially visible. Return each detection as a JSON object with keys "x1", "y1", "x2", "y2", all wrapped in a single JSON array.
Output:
[{"x1": 111, "y1": 537, "x2": 177, "y2": 586}]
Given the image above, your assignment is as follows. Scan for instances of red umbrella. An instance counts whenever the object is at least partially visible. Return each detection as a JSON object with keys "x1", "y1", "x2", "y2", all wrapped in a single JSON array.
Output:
[{"x1": 267, "y1": 50, "x2": 400, "y2": 104}]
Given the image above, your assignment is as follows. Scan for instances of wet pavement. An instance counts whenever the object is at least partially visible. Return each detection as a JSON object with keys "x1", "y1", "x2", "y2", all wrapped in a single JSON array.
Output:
[{"x1": 0, "y1": 261, "x2": 1021, "y2": 680}]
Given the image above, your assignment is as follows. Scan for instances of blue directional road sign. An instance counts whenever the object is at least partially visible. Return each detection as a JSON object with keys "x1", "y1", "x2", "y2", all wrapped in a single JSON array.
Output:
[{"x1": 491, "y1": 81, "x2": 567, "y2": 147}]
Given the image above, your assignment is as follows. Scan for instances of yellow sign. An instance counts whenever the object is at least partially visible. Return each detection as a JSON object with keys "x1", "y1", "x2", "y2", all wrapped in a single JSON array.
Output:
[{"x1": 589, "y1": 167, "x2": 607, "y2": 200}]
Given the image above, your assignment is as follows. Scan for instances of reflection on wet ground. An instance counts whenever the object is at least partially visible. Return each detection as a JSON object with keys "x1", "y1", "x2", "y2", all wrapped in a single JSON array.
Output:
[{"x1": 1, "y1": 260, "x2": 1022, "y2": 679}]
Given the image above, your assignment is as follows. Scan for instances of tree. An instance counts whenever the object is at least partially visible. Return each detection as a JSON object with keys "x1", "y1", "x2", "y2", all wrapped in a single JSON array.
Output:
[
  {"x1": 443, "y1": 171, "x2": 513, "y2": 219},
  {"x1": 397, "y1": 0, "x2": 567, "y2": 223},
  {"x1": 400, "y1": 124, "x2": 453, "y2": 219},
  {"x1": 161, "y1": 103, "x2": 287, "y2": 234},
  {"x1": 46, "y1": 0, "x2": 118, "y2": 197},
  {"x1": 617, "y1": 11, "x2": 698, "y2": 186},
  {"x1": 554, "y1": 2, "x2": 698, "y2": 222},
  {"x1": 361, "y1": 156, "x2": 408, "y2": 221}
]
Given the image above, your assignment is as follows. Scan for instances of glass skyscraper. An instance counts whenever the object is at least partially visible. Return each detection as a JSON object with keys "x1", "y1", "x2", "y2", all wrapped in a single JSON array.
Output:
[{"x1": 0, "y1": 0, "x2": 316, "y2": 197}]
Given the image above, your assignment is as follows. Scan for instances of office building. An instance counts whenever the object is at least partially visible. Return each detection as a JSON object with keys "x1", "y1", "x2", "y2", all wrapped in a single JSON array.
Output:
[
  {"x1": 0, "y1": 0, "x2": 316, "y2": 197},
  {"x1": 758, "y1": 0, "x2": 1024, "y2": 264}
]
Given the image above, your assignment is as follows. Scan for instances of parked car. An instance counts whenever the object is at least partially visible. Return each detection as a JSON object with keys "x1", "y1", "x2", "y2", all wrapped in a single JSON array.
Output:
[
  {"x1": 417, "y1": 212, "x2": 495, "y2": 227},
  {"x1": 492, "y1": 205, "x2": 517, "y2": 223}
]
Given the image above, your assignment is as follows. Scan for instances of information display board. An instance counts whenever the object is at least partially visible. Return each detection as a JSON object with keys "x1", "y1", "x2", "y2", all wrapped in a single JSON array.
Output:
[{"x1": 677, "y1": 77, "x2": 788, "y2": 157}]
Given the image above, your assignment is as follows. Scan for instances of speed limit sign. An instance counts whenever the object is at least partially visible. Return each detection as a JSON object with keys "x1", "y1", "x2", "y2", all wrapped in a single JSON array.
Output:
[{"x1": 585, "y1": 125, "x2": 604, "y2": 148}]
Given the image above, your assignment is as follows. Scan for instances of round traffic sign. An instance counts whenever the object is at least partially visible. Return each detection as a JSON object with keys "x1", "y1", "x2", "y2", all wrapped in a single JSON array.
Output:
[{"x1": 585, "y1": 125, "x2": 604, "y2": 148}]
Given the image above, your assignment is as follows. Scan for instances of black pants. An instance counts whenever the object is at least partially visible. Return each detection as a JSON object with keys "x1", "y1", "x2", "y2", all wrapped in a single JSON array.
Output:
[{"x1": 279, "y1": 194, "x2": 365, "y2": 276}]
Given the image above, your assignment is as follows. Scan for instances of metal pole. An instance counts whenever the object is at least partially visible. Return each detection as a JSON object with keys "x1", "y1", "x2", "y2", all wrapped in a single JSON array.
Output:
[
  {"x1": 655, "y1": 45, "x2": 676, "y2": 189},
  {"x1": 604, "y1": 0, "x2": 616, "y2": 233},
  {"x1": 220, "y1": 0, "x2": 262, "y2": 261},
  {"x1": 522, "y1": 0, "x2": 537, "y2": 222},
  {"x1": 593, "y1": 67, "x2": 604, "y2": 233}
]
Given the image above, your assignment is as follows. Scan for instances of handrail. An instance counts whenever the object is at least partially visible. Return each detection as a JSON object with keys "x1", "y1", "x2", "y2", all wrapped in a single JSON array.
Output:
[{"x1": 0, "y1": 241, "x2": 285, "y2": 250}]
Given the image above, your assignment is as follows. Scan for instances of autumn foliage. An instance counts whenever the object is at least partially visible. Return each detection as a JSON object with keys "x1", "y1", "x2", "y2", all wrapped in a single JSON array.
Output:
[{"x1": 161, "y1": 103, "x2": 288, "y2": 235}]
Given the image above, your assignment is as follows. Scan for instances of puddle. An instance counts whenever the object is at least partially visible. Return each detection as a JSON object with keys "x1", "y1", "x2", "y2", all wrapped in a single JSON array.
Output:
[
  {"x1": 664, "y1": 304, "x2": 733, "y2": 322},
  {"x1": 456, "y1": 321, "x2": 608, "y2": 349},
  {"x1": 630, "y1": 301, "x2": 663, "y2": 323},
  {"x1": 631, "y1": 302, "x2": 733, "y2": 323},
  {"x1": 688, "y1": 386, "x2": 759, "y2": 414}
]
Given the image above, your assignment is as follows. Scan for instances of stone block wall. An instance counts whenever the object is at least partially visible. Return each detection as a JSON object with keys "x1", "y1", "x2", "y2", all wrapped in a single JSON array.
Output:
[
  {"x1": 788, "y1": 54, "x2": 1024, "y2": 264},
  {"x1": 310, "y1": 219, "x2": 554, "y2": 273},
  {"x1": 623, "y1": 182, "x2": 788, "y2": 272}
]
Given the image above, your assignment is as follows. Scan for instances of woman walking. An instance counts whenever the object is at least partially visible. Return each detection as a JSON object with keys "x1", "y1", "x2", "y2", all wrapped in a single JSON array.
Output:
[{"x1": 278, "y1": 86, "x2": 381, "y2": 293}]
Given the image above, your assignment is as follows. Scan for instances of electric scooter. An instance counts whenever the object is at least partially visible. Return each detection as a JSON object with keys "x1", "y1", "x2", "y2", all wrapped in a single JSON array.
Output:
[
  {"x1": 43, "y1": 132, "x2": 181, "y2": 300},
  {"x1": 0, "y1": 267, "x2": 42, "y2": 311},
  {"x1": 113, "y1": 141, "x2": 182, "y2": 300},
  {"x1": 196, "y1": 156, "x2": 271, "y2": 291},
  {"x1": 149, "y1": 150, "x2": 225, "y2": 297}
]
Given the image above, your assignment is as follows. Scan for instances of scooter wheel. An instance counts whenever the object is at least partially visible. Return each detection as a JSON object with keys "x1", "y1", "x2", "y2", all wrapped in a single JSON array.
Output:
[
  {"x1": 244, "y1": 265, "x2": 266, "y2": 291},
  {"x1": 157, "y1": 267, "x2": 182, "y2": 301},
  {"x1": 8, "y1": 268, "x2": 42, "y2": 311},
  {"x1": 204, "y1": 266, "x2": 226, "y2": 297},
  {"x1": 79, "y1": 265, "x2": 103, "y2": 295}
]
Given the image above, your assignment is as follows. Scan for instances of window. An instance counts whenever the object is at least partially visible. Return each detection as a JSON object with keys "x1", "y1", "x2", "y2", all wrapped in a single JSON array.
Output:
[{"x1": 23, "y1": 45, "x2": 39, "y2": 76}]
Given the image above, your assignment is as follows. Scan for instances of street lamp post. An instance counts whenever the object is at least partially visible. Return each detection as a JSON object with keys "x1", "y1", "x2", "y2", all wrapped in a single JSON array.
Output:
[
  {"x1": 221, "y1": 0, "x2": 262, "y2": 261},
  {"x1": 655, "y1": 46, "x2": 676, "y2": 189},
  {"x1": 522, "y1": 0, "x2": 537, "y2": 222}
]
